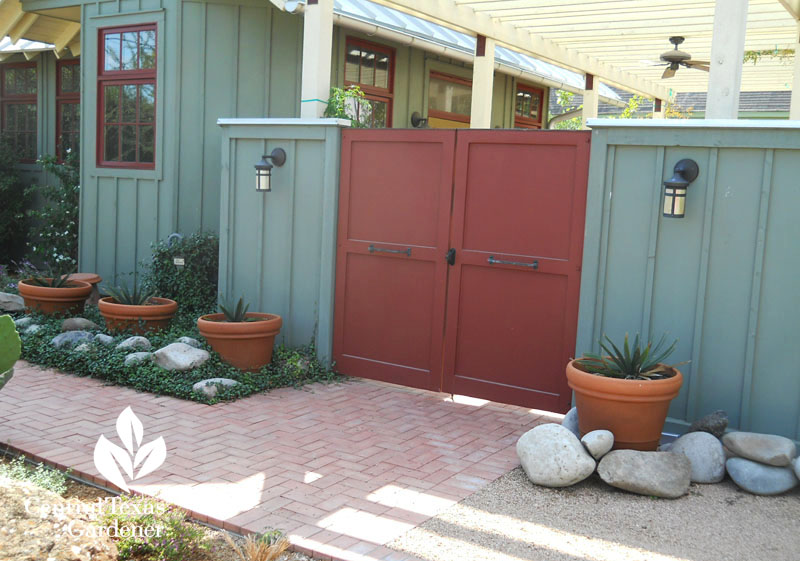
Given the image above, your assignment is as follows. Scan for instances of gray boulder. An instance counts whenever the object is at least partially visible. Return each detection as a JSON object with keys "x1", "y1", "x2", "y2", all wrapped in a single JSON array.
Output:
[
  {"x1": 94, "y1": 333, "x2": 114, "y2": 346},
  {"x1": 176, "y1": 336, "x2": 201, "y2": 348},
  {"x1": 115, "y1": 336, "x2": 152, "y2": 352},
  {"x1": 153, "y1": 342, "x2": 210, "y2": 371},
  {"x1": 62, "y1": 317, "x2": 101, "y2": 332},
  {"x1": 561, "y1": 407, "x2": 581, "y2": 438},
  {"x1": 722, "y1": 431, "x2": 797, "y2": 467},
  {"x1": 581, "y1": 430, "x2": 614, "y2": 460},
  {"x1": 687, "y1": 410, "x2": 728, "y2": 438},
  {"x1": 51, "y1": 331, "x2": 93, "y2": 349},
  {"x1": 726, "y1": 457, "x2": 799, "y2": 496},
  {"x1": 670, "y1": 431, "x2": 725, "y2": 483},
  {"x1": 124, "y1": 352, "x2": 153, "y2": 367},
  {"x1": 192, "y1": 377, "x2": 240, "y2": 398},
  {"x1": 0, "y1": 292, "x2": 24, "y2": 312},
  {"x1": 598, "y1": 450, "x2": 691, "y2": 498},
  {"x1": 792, "y1": 457, "x2": 800, "y2": 481},
  {"x1": 516, "y1": 423, "x2": 596, "y2": 488},
  {"x1": 13, "y1": 316, "x2": 33, "y2": 328}
]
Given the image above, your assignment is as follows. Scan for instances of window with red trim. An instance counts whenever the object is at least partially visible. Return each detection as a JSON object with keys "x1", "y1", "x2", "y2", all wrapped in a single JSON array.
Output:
[
  {"x1": 1, "y1": 62, "x2": 38, "y2": 161},
  {"x1": 344, "y1": 38, "x2": 394, "y2": 128},
  {"x1": 98, "y1": 24, "x2": 156, "y2": 168},
  {"x1": 427, "y1": 72, "x2": 472, "y2": 124},
  {"x1": 514, "y1": 84, "x2": 544, "y2": 129},
  {"x1": 57, "y1": 60, "x2": 80, "y2": 161}
]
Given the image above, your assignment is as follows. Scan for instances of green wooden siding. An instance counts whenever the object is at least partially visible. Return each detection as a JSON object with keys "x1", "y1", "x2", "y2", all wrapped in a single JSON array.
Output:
[
  {"x1": 77, "y1": 0, "x2": 303, "y2": 283},
  {"x1": 580, "y1": 121, "x2": 800, "y2": 440},
  {"x1": 217, "y1": 119, "x2": 346, "y2": 364}
]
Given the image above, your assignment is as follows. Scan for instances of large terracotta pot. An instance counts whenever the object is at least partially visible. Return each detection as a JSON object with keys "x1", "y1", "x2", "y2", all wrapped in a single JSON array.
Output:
[
  {"x1": 17, "y1": 279, "x2": 93, "y2": 316},
  {"x1": 565, "y1": 359, "x2": 683, "y2": 451},
  {"x1": 71, "y1": 273, "x2": 103, "y2": 306},
  {"x1": 98, "y1": 296, "x2": 178, "y2": 334},
  {"x1": 197, "y1": 312, "x2": 282, "y2": 372}
]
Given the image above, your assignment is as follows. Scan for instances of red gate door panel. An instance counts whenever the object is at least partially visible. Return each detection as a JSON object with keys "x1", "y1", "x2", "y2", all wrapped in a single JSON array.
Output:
[
  {"x1": 333, "y1": 130, "x2": 456, "y2": 391},
  {"x1": 442, "y1": 131, "x2": 590, "y2": 412}
]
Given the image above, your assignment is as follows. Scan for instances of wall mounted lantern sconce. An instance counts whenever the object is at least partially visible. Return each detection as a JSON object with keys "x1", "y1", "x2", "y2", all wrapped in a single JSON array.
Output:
[
  {"x1": 663, "y1": 159, "x2": 699, "y2": 218},
  {"x1": 411, "y1": 112, "x2": 428, "y2": 128},
  {"x1": 254, "y1": 148, "x2": 287, "y2": 192}
]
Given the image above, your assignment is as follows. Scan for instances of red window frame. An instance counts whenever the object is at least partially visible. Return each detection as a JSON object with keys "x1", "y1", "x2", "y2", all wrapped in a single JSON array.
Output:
[
  {"x1": 0, "y1": 61, "x2": 38, "y2": 163},
  {"x1": 514, "y1": 83, "x2": 545, "y2": 129},
  {"x1": 97, "y1": 23, "x2": 157, "y2": 169},
  {"x1": 56, "y1": 59, "x2": 80, "y2": 162},
  {"x1": 427, "y1": 71, "x2": 472, "y2": 124},
  {"x1": 343, "y1": 37, "x2": 395, "y2": 127}
]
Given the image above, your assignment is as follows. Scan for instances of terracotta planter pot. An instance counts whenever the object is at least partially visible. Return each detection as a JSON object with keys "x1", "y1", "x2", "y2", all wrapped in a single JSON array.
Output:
[
  {"x1": 17, "y1": 279, "x2": 93, "y2": 316},
  {"x1": 71, "y1": 273, "x2": 103, "y2": 306},
  {"x1": 197, "y1": 312, "x2": 283, "y2": 372},
  {"x1": 565, "y1": 359, "x2": 683, "y2": 451},
  {"x1": 98, "y1": 296, "x2": 178, "y2": 334}
]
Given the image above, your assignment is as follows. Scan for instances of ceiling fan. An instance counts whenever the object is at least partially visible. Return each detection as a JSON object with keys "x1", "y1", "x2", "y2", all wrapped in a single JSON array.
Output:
[{"x1": 646, "y1": 37, "x2": 710, "y2": 79}]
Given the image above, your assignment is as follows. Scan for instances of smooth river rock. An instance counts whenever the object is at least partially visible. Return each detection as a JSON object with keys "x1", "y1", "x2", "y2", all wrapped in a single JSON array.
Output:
[
  {"x1": 115, "y1": 336, "x2": 152, "y2": 351},
  {"x1": 670, "y1": 431, "x2": 725, "y2": 483},
  {"x1": 598, "y1": 450, "x2": 691, "y2": 498},
  {"x1": 687, "y1": 410, "x2": 728, "y2": 438},
  {"x1": 176, "y1": 336, "x2": 201, "y2": 348},
  {"x1": 93, "y1": 333, "x2": 114, "y2": 346},
  {"x1": 153, "y1": 342, "x2": 210, "y2": 371},
  {"x1": 722, "y1": 431, "x2": 797, "y2": 467},
  {"x1": 192, "y1": 377, "x2": 240, "y2": 398},
  {"x1": 581, "y1": 430, "x2": 614, "y2": 460},
  {"x1": 62, "y1": 317, "x2": 101, "y2": 332},
  {"x1": 51, "y1": 331, "x2": 93, "y2": 348},
  {"x1": 0, "y1": 292, "x2": 24, "y2": 312},
  {"x1": 124, "y1": 352, "x2": 153, "y2": 367},
  {"x1": 13, "y1": 316, "x2": 33, "y2": 328},
  {"x1": 726, "y1": 457, "x2": 799, "y2": 496},
  {"x1": 561, "y1": 407, "x2": 581, "y2": 438},
  {"x1": 516, "y1": 423, "x2": 596, "y2": 488},
  {"x1": 792, "y1": 457, "x2": 800, "y2": 481}
]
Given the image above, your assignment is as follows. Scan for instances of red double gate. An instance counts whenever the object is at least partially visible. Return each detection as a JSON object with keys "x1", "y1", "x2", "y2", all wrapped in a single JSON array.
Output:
[{"x1": 333, "y1": 129, "x2": 590, "y2": 413}]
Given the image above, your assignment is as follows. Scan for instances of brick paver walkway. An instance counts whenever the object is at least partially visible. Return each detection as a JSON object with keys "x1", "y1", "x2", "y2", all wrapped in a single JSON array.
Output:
[{"x1": 0, "y1": 362, "x2": 556, "y2": 561}]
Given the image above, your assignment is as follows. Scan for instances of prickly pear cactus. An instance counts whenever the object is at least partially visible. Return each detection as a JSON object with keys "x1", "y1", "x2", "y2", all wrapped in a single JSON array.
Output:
[{"x1": 0, "y1": 314, "x2": 21, "y2": 390}]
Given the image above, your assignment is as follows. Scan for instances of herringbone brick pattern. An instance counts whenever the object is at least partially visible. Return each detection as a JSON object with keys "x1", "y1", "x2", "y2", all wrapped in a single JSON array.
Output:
[{"x1": 0, "y1": 362, "x2": 556, "y2": 561}]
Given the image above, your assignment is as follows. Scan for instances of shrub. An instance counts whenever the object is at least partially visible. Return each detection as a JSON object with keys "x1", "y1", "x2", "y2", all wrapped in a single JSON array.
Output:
[
  {"x1": 0, "y1": 136, "x2": 31, "y2": 263},
  {"x1": 0, "y1": 455, "x2": 69, "y2": 495},
  {"x1": 98, "y1": 495, "x2": 208, "y2": 561},
  {"x1": 26, "y1": 152, "x2": 80, "y2": 267},
  {"x1": 141, "y1": 232, "x2": 219, "y2": 315}
]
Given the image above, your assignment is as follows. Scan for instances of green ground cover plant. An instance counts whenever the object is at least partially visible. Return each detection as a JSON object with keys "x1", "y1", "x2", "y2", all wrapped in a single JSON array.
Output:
[{"x1": 0, "y1": 455, "x2": 69, "y2": 495}]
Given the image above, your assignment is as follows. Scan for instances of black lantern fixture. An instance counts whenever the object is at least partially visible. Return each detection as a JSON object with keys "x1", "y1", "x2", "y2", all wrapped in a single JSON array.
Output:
[
  {"x1": 254, "y1": 148, "x2": 287, "y2": 192},
  {"x1": 663, "y1": 159, "x2": 699, "y2": 218}
]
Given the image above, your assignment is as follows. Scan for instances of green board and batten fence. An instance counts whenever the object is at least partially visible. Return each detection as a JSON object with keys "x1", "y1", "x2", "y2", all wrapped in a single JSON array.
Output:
[
  {"x1": 579, "y1": 120, "x2": 800, "y2": 440},
  {"x1": 217, "y1": 119, "x2": 349, "y2": 364}
]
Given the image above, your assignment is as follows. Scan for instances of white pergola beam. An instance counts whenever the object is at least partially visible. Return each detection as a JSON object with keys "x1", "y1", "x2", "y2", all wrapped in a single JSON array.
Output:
[
  {"x1": 581, "y1": 74, "x2": 598, "y2": 129},
  {"x1": 371, "y1": 0, "x2": 670, "y2": 100},
  {"x1": 0, "y1": 0, "x2": 26, "y2": 39},
  {"x1": 791, "y1": 21, "x2": 800, "y2": 119},
  {"x1": 706, "y1": 0, "x2": 749, "y2": 119},
  {"x1": 300, "y1": 0, "x2": 334, "y2": 118},
  {"x1": 53, "y1": 22, "x2": 80, "y2": 54},
  {"x1": 778, "y1": 0, "x2": 800, "y2": 19},
  {"x1": 9, "y1": 13, "x2": 37, "y2": 44},
  {"x1": 470, "y1": 35, "x2": 495, "y2": 128}
]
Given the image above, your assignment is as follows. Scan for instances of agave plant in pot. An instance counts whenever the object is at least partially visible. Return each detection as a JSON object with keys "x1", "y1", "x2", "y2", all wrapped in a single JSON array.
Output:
[
  {"x1": 98, "y1": 282, "x2": 178, "y2": 334},
  {"x1": 566, "y1": 334, "x2": 684, "y2": 451},
  {"x1": 197, "y1": 297, "x2": 282, "y2": 372},
  {"x1": 17, "y1": 267, "x2": 93, "y2": 315}
]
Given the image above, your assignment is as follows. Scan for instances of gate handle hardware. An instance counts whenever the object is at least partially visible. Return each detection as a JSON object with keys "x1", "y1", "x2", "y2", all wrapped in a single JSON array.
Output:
[
  {"x1": 488, "y1": 256, "x2": 538, "y2": 269},
  {"x1": 369, "y1": 244, "x2": 411, "y2": 257},
  {"x1": 445, "y1": 248, "x2": 456, "y2": 266}
]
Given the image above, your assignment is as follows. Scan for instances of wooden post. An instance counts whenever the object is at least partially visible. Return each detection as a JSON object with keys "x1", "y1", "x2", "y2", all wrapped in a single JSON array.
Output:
[
  {"x1": 652, "y1": 98, "x2": 666, "y2": 119},
  {"x1": 300, "y1": 0, "x2": 334, "y2": 119},
  {"x1": 706, "y1": 0, "x2": 748, "y2": 119},
  {"x1": 470, "y1": 35, "x2": 495, "y2": 128},
  {"x1": 582, "y1": 73, "x2": 598, "y2": 129},
  {"x1": 791, "y1": 21, "x2": 800, "y2": 120}
]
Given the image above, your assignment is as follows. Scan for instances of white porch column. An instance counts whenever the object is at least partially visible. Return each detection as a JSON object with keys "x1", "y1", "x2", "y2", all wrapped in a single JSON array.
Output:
[
  {"x1": 790, "y1": 21, "x2": 800, "y2": 119},
  {"x1": 582, "y1": 74, "x2": 598, "y2": 129},
  {"x1": 300, "y1": 0, "x2": 334, "y2": 119},
  {"x1": 706, "y1": 0, "x2": 748, "y2": 119},
  {"x1": 470, "y1": 35, "x2": 495, "y2": 128},
  {"x1": 652, "y1": 98, "x2": 666, "y2": 119}
]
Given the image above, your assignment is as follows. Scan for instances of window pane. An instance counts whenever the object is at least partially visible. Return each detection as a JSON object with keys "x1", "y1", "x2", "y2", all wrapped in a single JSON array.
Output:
[
  {"x1": 139, "y1": 125, "x2": 154, "y2": 163},
  {"x1": 121, "y1": 125, "x2": 137, "y2": 162},
  {"x1": 104, "y1": 85, "x2": 119, "y2": 123},
  {"x1": 139, "y1": 83, "x2": 155, "y2": 122},
  {"x1": 375, "y1": 54, "x2": 389, "y2": 89},
  {"x1": 345, "y1": 48, "x2": 360, "y2": 83},
  {"x1": 360, "y1": 49, "x2": 375, "y2": 86},
  {"x1": 139, "y1": 30, "x2": 156, "y2": 69},
  {"x1": 104, "y1": 33, "x2": 121, "y2": 71},
  {"x1": 121, "y1": 32, "x2": 138, "y2": 71},
  {"x1": 121, "y1": 85, "x2": 137, "y2": 122},
  {"x1": 428, "y1": 76, "x2": 471, "y2": 116},
  {"x1": 62, "y1": 103, "x2": 79, "y2": 132},
  {"x1": 370, "y1": 99, "x2": 388, "y2": 128},
  {"x1": 60, "y1": 63, "x2": 80, "y2": 93},
  {"x1": 4, "y1": 66, "x2": 36, "y2": 95},
  {"x1": 104, "y1": 125, "x2": 119, "y2": 161}
]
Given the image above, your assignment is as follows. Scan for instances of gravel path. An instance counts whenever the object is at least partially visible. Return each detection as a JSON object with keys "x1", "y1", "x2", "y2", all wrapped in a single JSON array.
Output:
[{"x1": 390, "y1": 467, "x2": 800, "y2": 561}]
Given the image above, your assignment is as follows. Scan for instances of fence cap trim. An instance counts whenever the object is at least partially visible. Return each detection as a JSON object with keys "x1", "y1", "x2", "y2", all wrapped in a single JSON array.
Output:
[
  {"x1": 217, "y1": 118, "x2": 352, "y2": 127},
  {"x1": 588, "y1": 119, "x2": 800, "y2": 130}
]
